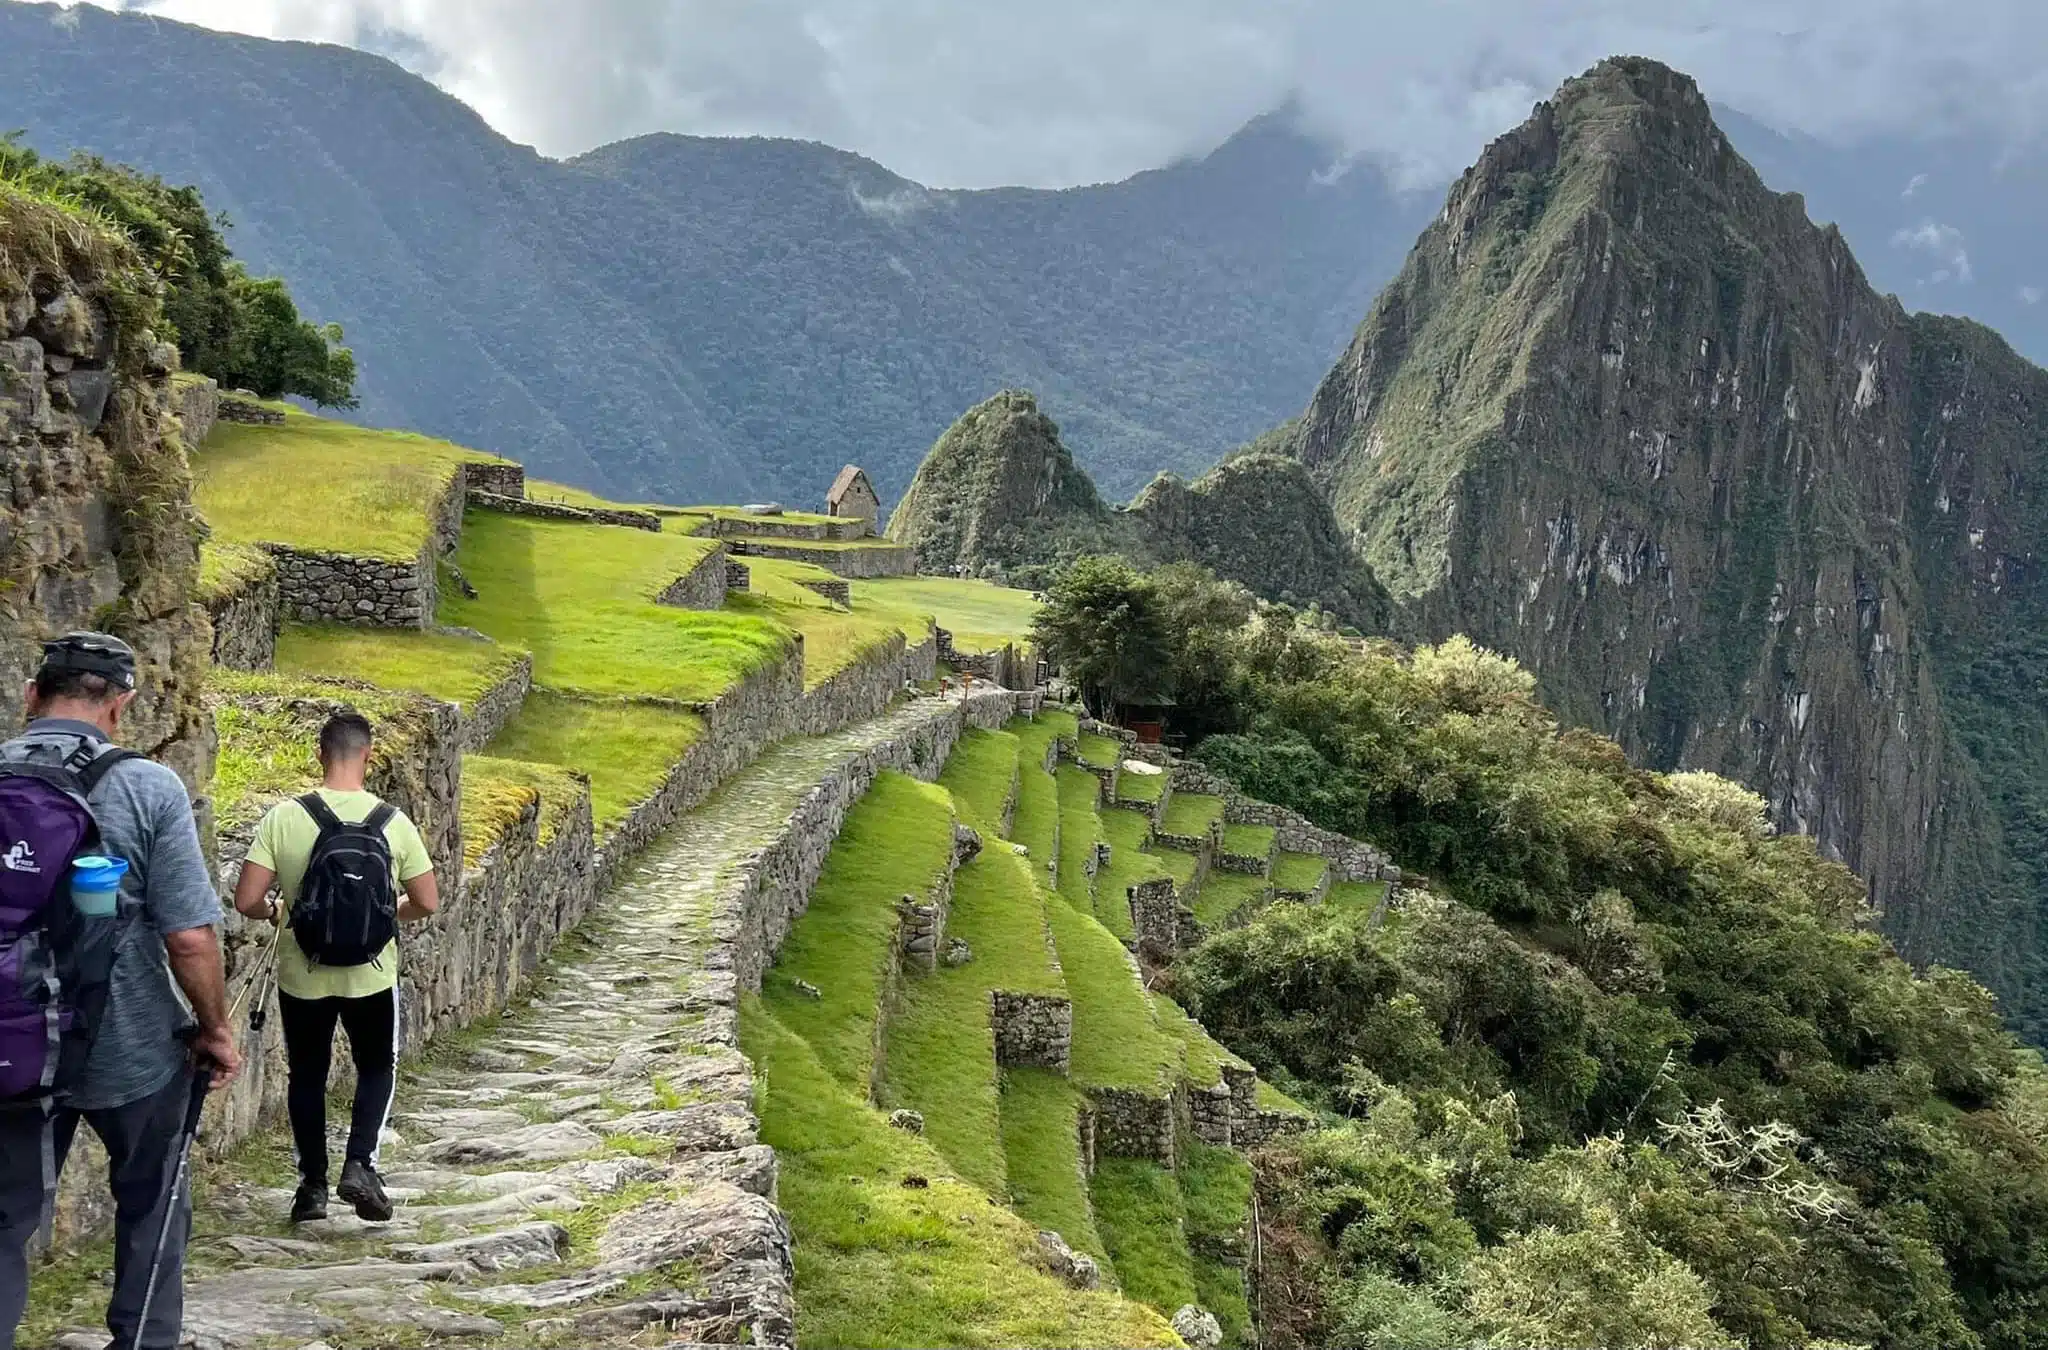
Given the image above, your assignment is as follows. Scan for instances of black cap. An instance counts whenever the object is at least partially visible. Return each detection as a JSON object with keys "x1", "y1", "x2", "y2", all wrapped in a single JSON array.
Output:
[{"x1": 39, "y1": 632, "x2": 137, "y2": 691}]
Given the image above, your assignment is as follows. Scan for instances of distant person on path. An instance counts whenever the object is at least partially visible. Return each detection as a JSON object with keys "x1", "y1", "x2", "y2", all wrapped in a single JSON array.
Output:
[
  {"x1": 0, "y1": 632, "x2": 240, "y2": 1350},
  {"x1": 232, "y1": 711, "x2": 438, "y2": 1225}
]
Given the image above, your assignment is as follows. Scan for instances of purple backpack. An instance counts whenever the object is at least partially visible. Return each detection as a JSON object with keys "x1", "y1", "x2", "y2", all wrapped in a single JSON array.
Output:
[{"x1": 0, "y1": 738, "x2": 139, "y2": 1102}]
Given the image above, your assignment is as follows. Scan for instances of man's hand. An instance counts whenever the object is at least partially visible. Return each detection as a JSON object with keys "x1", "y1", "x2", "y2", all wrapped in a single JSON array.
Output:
[{"x1": 190, "y1": 1023, "x2": 242, "y2": 1090}]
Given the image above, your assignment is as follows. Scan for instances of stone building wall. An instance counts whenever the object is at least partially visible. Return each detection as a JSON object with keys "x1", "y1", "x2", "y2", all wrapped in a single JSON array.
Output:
[
  {"x1": 205, "y1": 558, "x2": 280, "y2": 672},
  {"x1": 461, "y1": 651, "x2": 534, "y2": 752},
  {"x1": 654, "y1": 542, "x2": 731, "y2": 611},
  {"x1": 991, "y1": 992, "x2": 1073, "y2": 1071},
  {"x1": 1190, "y1": 1081, "x2": 1235, "y2": 1147},
  {"x1": 726, "y1": 538, "x2": 917, "y2": 578}
]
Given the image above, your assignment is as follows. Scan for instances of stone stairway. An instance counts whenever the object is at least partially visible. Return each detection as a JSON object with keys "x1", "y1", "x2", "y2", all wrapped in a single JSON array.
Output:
[{"x1": 46, "y1": 703, "x2": 966, "y2": 1350}]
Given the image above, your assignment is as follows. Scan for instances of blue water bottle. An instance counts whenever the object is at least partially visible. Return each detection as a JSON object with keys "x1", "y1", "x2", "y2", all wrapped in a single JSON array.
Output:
[{"x1": 70, "y1": 855, "x2": 129, "y2": 917}]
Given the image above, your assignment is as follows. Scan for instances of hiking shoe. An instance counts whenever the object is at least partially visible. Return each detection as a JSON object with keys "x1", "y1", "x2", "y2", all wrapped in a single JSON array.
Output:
[
  {"x1": 337, "y1": 1158, "x2": 392, "y2": 1222},
  {"x1": 289, "y1": 1181, "x2": 328, "y2": 1224}
]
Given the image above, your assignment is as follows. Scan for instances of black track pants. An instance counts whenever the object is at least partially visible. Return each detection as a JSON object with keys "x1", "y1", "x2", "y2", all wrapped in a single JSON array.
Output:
[{"x1": 278, "y1": 985, "x2": 398, "y2": 1184}]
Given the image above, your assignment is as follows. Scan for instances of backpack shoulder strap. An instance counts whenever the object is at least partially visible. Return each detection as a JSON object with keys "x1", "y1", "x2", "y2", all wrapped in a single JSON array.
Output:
[
  {"x1": 74, "y1": 748, "x2": 141, "y2": 797},
  {"x1": 297, "y1": 792, "x2": 345, "y2": 836},
  {"x1": 363, "y1": 802, "x2": 397, "y2": 836}
]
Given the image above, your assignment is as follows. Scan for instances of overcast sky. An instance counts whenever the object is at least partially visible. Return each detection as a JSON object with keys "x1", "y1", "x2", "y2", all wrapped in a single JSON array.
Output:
[{"x1": 107, "y1": 0, "x2": 2048, "y2": 189}]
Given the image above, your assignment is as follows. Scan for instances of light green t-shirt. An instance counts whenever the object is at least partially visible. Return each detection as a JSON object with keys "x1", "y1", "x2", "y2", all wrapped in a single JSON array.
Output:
[{"x1": 246, "y1": 789, "x2": 433, "y2": 1000}]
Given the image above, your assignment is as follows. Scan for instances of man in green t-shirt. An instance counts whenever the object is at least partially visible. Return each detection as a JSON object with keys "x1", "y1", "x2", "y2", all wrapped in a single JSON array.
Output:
[{"x1": 232, "y1": 711, "x2": 439, "y2": 1224}]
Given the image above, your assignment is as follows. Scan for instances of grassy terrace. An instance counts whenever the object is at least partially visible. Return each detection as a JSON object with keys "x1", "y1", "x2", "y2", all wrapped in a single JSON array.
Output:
[
  {"x1": 1008, "y1": 713, "x2": 1072, "y2": 875},
  {"x1": 1328, "y1": 880, "x2": 1390, "y2": 913},
  {"x1": 1161, "y1": 792, "x2": 1225, "y2": 837},
  {"x1": 1272, "y1": 850, "x2": 1329, "y2": 893},
  {"x1": 1220, "y1": 822, "x2": 1276, "y2": 860},
  {"x1": 1047, "y1": 898, "x2": 1176, "y2": 1092},
  {"x1": 196, "y1": 540, "x2": 271, "y2": 605},
  {"x1": 1152, "y1": 992, "x2": 1248, "y2": 1090},
  {"x1": 208, "y1": 671, "x2": 425, "y2": 833},
  {"x1": 764, "y1": 773, "x2": 956, "y2": 1090},
  {"x1": 728, "y1": 555, "x2": 928, "y2": 686},
  {"x1": 1117, "y1": 765, "x2": 1166, "y2": 804},
  {"x1": 193, "y1": 408, "x2": 508, "y2": 560},
  {"x1": 1001, "y1": 1069, "x2": 1112, "y2": 1268},
  {"x1": 938, "y1": 728, "x2": 1021, "y2": 839},
  {"x1": 849, "y1": 576, "x2": 1043, "y2": 654},
  {"x1": 275, "y1": 623, "x2": 525, "y2": 709},
  {"x1": 482, "y1": 692, "x2": 703, "y2": 836},
  {"x1": 1056, "y1": 765, "x2": 1104, "y2": 914},
  {"x1": 1192, "y1": 871, "x2": 1269, "y2": 931},
  {"x1": 1090, "y1": 1161, "x2": 1196, "y2": 1317},
  {"x1": 743, "y1": 1005, "x2": 1171, "y2": 1349},
  {"x1": 1095, "y1": 809, "x2": 1177, "y2": 942},
  {"x1": 458, "y1": 754, "x2": 586, "y2": 869},
  {"x1": 1182, "y1": 1143, "x2": 1256, "y2": 1346},
  {"x1": 1077, "y1": 732, "x2": 1124, "y2": 770},
  {"x1": 445, "y1": 510, "x2": 789, "y2": 702}
]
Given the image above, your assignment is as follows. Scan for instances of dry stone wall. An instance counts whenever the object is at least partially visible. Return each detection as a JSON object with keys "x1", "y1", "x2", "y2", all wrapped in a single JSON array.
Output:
[
  {"x1": 992, "y1": 992, "x2": 1073, "y2": 1071},
  {"x1": 1128, "y1": 876, "x2": 1198, "y2": 960},
  {"x1": 797, "y1": 577, "x2": 851, "y2": 607},
  {"x1": 1171, "y1": 760, "x2": 1396, "y2": 884},
  {"x1": 460, "y1": 650, "x2": 534, "y2": 752},
  {"x1": 1087, "y1": 1086, "x2": 1178, "y2": 1166},
  {"x1": 655, "y1": 542, "x2": 731, "y2": 611},
  {"x1": 469, "y1": 488, "x2": 660, "y2": 533},
  {"x1": 726, "y1": 538, "x2": 917, "y2": 578},
  {"x1": 271, "y1": 545, "x2": 432, "y2": 627},
  {"x1": 174, "y1": 375, "x2": 218, "y2": 448},
  {"x1": 215, "y1": 394, "x2": 283, "y2": 425},
  {"x1": 461, "y1": 462, "x2": 526, "y2": 498},
  {"x1": 205, "y1": 557, "x2": 280, "y2": 672},
  {"x1": 706, "y1": 515, "x2": 867, "y2": 542},
  {"x1": 725, "y1": 559, "x2": 752, "y2": 591}
]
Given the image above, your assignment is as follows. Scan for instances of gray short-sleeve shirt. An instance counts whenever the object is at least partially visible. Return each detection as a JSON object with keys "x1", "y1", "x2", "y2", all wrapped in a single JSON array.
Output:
[{"x1": 0, "y1": 719, "x2": 221, "y2": 1109}]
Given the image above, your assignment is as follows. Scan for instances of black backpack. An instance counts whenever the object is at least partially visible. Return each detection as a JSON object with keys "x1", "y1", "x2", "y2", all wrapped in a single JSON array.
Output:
[{"x1": 290, "y1": 793, "x2": 399, "y2": 968}]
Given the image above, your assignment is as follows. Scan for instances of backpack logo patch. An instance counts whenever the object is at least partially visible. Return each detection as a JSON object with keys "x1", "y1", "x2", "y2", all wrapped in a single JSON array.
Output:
[{"x1": 2, "y1": 841, "x2": 39, "y2": 874}]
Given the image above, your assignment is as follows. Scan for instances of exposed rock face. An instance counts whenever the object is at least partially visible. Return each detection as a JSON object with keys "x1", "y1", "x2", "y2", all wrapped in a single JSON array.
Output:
[
  {"x1": 0, "y1": 190, "x2": 214, "y2": 793},
  {"x1": 1289, "y1": 56, "x2": 2048, "y2": 1021},
  {"x1": 1130, "y1": 453, "x2": 1391, "y2": 628},
  {"x1": 887, "y1": 390, "x2": 1123, "y2": 579}
]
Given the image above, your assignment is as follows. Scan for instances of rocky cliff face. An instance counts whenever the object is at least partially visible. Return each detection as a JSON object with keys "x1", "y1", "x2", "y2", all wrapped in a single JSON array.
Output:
[
  {"x1": 1291, "y1": 57, "x2": 2047, "y2": 1024},
  {"x1": 0, "y1": 188, "x2": 215, "y2": 795}
]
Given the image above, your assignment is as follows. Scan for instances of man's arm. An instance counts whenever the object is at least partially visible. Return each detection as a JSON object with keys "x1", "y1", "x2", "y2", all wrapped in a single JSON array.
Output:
[
  {"x1": 398, "y1": 870, "x2": 438, "y2": 923},
  {"x1": 164, "y1": 925, "x2": 239, "y2": 1088},
  {"x1": 232, "y1": 860, "x2": 279, "y2": 920}
]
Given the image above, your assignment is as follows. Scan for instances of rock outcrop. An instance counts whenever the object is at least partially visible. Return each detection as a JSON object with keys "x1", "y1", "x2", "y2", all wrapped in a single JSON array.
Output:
[{"x1": 1288, "y1": 56, "x2": 2048, "y2": 1024}]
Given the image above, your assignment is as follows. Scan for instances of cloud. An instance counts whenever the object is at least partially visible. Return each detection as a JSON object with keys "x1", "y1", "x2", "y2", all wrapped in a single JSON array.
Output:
[
  {"x1": 2021, "y1": 285, "x2": 2043, "y2": 305},
  {"x1": 104, "y1": 0, "x2": 2048, "y2": 189},
  {"x1": 1892, "y1": 221, "x2": 1974, "y2": 284},
  {"x1": 1903, "y1": 172, "x2": 1928, "y2": 198}
]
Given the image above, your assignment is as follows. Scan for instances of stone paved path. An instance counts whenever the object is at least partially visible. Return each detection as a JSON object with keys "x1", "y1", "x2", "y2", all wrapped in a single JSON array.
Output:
[{"x1": 49, "y1": 704, "x2": 955, "y2": 1350}]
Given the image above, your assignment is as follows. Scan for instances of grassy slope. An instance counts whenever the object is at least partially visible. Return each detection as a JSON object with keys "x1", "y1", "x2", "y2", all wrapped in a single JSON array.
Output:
[
  {"x1": 1000, "y1": 1068, "x2": 1114, "y2": 1271},
  {"x1": 743, "y1": 1002, "x2": 1174, "y2": 1349},
  {"x1": 444, "y1": 509, "x2": 790, "y2": 702},
  {"x1": 208, "y1": 671, "x2": 423, "y2": 833},
  {"x1": 1057, "y1": 766, "x2": 1105, "y2": 915},
  {"x1": 765, "y1": 773, "x2": 956, "y2": 1091},
  {"x1": 1118, "y1": 768, "x2": 1166, "y2": 804},
  {"x1": 1046, "y1": 899, "x2": 1176, "y2": 1093},
  {"x1": 482, "y1": 691, "x2": 703, "y2": 835},
  {"x1": 1096, "y1": 808, "x2": 1175, "y2": 941},
  {"x1": 939, "y1": 729, "x2": 1019, "y2": 833},
  {"x1": 1272, "y1": 851, "x2": 1328, "y2": 892},
  {"x1": 193, "y1": 409, "x2": 506, "y2": 560},
  {"x1": 1220, "y1": 823, "x2": 1275, "y2": 859},
  {"x1": 849, "y1": 576, "x2": 1043, "y2": 653},
  {"x1": 1077, "y1": 733, "x2": 1123, "y2": 769},
  {"x1": 1161, "y1": 793, "x2": 1225, "y2": 837},
  {"x1": 1090, "y1": 1160, "x2": 1197, "y2": 1316},
  {"x1": 1008, "y1": 717, "x2": 1066, "y2": 881},
  {"x1": 275, "y1": 623, "x2": 524, "y2": 707},
  {"x1": 729, "y1": 555, "x2": 924, "y2": 686},
  {"x1": 1192, "y1": 871, "x2": 1269, "y2": 931},
  {"x1": 1181, "y1": 1143, "x2": 1256, "y2": 1347},
  {"x1": 1327, "y1": 880, "x2": 1389, "y2": 913}
]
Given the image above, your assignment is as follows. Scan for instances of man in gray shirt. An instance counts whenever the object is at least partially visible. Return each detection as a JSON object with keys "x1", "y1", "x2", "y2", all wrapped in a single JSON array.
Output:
[{"x1": 0, "y1": 633, "x2": 241, "y2": 1350}]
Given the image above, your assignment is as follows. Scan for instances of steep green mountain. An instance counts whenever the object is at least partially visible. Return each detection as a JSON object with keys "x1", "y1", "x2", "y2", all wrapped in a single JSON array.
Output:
[
  {"x1": 1288, "y1": 57, "x2": 2048, "y2": 1030},
  {"x1": 890, "y1": 393, "x2": 1388, "y2": 627},
  {"x1": 0, "y1": 0, "x2": 1427, "y2": 505}
]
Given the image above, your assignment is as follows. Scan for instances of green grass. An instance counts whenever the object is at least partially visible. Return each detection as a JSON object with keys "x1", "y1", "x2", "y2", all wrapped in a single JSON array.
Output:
[
  {"x1": 193, "y1": 409, "x2": 507, "y2": 560},
  {"x1": 1089, "y1": 1160, "x2": 1196, "y2": 1315},
  {"x1": 1191, "y1": 871, "x2": 1270, "y2": 931},
  {"x1": 742, "y1": 1001, "x2": 1174, "y2": 1349},
  {"x1": 459, "y1": 755, "x2": 587, "y2": 869},
  {"x1": 1327, "y1": 880, "x2": 1390, "y2": 914},
  {"x1": 1056, "y1": 766, "x2": 1103, "y2": 915},
  {"x1": 1077, "y1": 733, "x2": 1123, "y2": 770},
  {"x1": 1182, "y1": 1143, "x2": 1256, "y2": 1348},
  {"x1": 1117, "y1": 767, "x2": 1166, "y2": 804},
  {"x1": 1046, "y1": 899, "x2": 1176, "y2": 1093},
  {"x1": 849, "y1": 576, "x2": 1043, "y2": 654},
  {"x1": 937, "y1": 729, "x2": 1020, "y2": 835},
  {"x1": 1095, "y1": 809, "x2": 1176, "y2": 942},
  {"x1": 1148, "y1": 847, "x2": 1199, "y2": 891},
  {"x1": 207, "y1": 670, "x2": 424, "y2": 832},
  {"x1": 443, "y1": 509, "x2": 792, "y2": 702},
  {"x1": 482, "y1": 691, "x2": 704, "y2": 836},
  {"x1": 1219, "y1": 822, "x2": 1276, "y2": 860},
  {"x1": 726, "y1": 554, "x2": 929, "y2": 686},
  {"x1": 692, "y1": 505, "x2": 842, "y2": 527},
  {"x1": 1152, "y1": 993, "x2": 1248, "y2": 1089},
  {"x1": 1000, "y1": 1068, "x2": 1113, "y2": 1270},
  {"x1": 525, "y1": 478, "x2": 679, "y2": 516},
  {"x1": 1256, "y1": 1079, "x2": 1312, "y2": 1116},
  {"x1": 881, "y1": 823, "x2": 1062, "y2": 1196},
  {"x1": 196, "y1": 539, "x2": 272, "y2": 604},
  {"x1": 1271, "y1": 851, "x2": 1329, "y2": 893},
  {"x1": 765, "y1": 773, "x2": 956, "y2": 1090},
  {"x1": 1161, "y1": 793, "x2": 1225, "y2": 837},
  {"x1": 1008, "y1": 721, "x2": 1065, "y2": 879},
  {"x1": 275, "y1": 623, "x2": 525, "y2": 707}
]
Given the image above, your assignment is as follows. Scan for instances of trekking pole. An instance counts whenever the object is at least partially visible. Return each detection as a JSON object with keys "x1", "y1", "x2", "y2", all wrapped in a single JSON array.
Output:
[{"x1": 129, "y1": 1055, "x2": 211, "y2": 1350}]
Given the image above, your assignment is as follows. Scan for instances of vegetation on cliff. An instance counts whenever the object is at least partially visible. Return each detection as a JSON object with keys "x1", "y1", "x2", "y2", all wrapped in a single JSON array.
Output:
[{"x1": 1, "y1": 136, "x2": 356, "y2": 405}]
